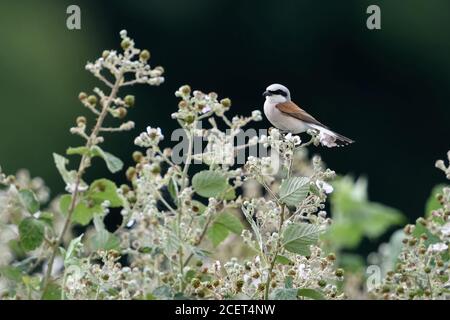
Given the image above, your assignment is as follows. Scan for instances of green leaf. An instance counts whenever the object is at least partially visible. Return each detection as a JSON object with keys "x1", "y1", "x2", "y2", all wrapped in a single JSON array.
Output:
[
  {"x1": 222, "y1": 187, "x2": 236, "y2": 201},
  {"x1": 284, "y1": 276, "x2": 293, "y2": 289},
  {"x1": 91, "y1": 146, "x2": 124, "y2": 173},
  {"x1": 59, "y1": 194, "x2": 72, "y2": 216},
  {"x1": 168, "y1": 178, "x2": 179, "y2": 201},
  {"x1": 297, "y1": 288, "x2": 325, "y2": 300},
  {"x1": 72, "y1": 202, "x2": 103, "y2": 226},
  {"x1": 282, "y1": 222, "x2": 322, "y2": 256},
  {"x1": 19, "y1": 218, "x2": 45, "y2": 251},
  {"x1": 53, "y1": 153, "x2": 75, "y2": 185},
  {"x1": 90, "y1": 229, "x2": 120, "y2": 251},
  {"x1": 67, "y1": 146, "x2": 124, "y2": 173},
  {"x1": 38, "y1": 212, "x2": 54, "y2": 226},
  {"x1": 66, "y1": 146, "x2": 89, "y2": 156},
  {"x1": 425, "y1": 184, "x2": 448, "y2": 217},
  {"x1": 270, "y1": 288, "x2": 298, "y2": 300},
  {"x1": 19, "y1": 189, "x2": 40, "y2": 213},
  {"x1": 275, "y1": 255, "x2": 293, "y2": 265},
  {"x1": 87, "y1": 179, "x2": 123, "y2": 207},
  {"x1": 65, "y1": 234, "x2": 84, "y2": 264},
  {"x1": 153, "y1": 285, "x2": 173, "y2": 299},
  {"x1": 192, "y1": 171, "x2": 229, "y2": 198},
  {"x1": 279, "y1": 177, "x2": 310, "y2": 207},
  {"x1": 413, "y1": 223, "x2": 440, "y2": 246},
  {"x1": 326, "y1": 176, "x2": 405, "y2": 250},
  {"x1": 207, "y1": 222, "x2": 229, "y2": 247},
  {"x1": 42, "y1": 283, "x2": 62, "y2": 300},
  {"x1": 0, "y1": 266, "x2": 24, "y2": 282},
  {"x1": 214, "y1": 212, "x2": 244, "y2": 234}
]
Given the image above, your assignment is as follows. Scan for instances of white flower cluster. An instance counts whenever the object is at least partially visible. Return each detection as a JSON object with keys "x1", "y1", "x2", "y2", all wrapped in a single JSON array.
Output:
[
  {"x1": 86, "y1": 30, "x2": 164, "y2": 86},
  {"x1": 134, "y1": 127, "x2": 164, "y2": 148}
]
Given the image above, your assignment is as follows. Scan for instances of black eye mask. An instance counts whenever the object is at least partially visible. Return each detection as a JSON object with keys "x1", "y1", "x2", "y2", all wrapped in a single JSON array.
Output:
[{"x1": 269, "y1": 89, "x2": 288, "y2": 97}]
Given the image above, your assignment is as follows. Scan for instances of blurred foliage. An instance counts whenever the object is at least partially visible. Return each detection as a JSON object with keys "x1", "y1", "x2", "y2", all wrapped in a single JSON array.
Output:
[{"x1": 324, "y1": 176, "x2": 405, "y2": 251}]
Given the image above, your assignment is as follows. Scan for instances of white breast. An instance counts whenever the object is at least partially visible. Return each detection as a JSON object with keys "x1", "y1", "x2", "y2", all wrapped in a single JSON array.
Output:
[{"x1": 263, "y1": 101, "x2": 309, "y2": 134}]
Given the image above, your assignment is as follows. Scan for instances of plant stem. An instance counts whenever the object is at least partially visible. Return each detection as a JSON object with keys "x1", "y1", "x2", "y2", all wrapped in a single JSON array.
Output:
[
  {"x1": 40, "y1": 73, "x2": 123, "y2": 299},
  {"x1": 181, "y1": 125, "x2": 194, "y2": 190},
  {"x1": 183, "y1": 215, "x2": 213, "y2": 267},
  {"x1": 264, "y1": 203, "x2": 285, "y2": 300}
]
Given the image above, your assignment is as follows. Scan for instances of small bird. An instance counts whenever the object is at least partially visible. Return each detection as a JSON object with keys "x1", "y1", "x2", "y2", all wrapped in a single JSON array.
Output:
[{"x1": 263, "y1": 83, "x2": 354, "y2": 147}]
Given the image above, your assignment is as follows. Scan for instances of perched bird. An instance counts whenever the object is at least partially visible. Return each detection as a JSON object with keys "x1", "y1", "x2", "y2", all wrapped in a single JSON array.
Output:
[{"x1": 263, "y1": 83, "x2": 354, "y2": 147}]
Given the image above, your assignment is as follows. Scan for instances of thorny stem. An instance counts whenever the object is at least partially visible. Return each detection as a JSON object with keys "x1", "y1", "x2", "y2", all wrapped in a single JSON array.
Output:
[{"x1": 40, "y1": 73, "x2": 124, "y2": 299}]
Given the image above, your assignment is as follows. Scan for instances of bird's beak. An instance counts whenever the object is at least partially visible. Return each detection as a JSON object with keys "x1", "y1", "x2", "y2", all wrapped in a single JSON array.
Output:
[{"x1": 262, "y1": 91, "x2": 270, "y2": 97}]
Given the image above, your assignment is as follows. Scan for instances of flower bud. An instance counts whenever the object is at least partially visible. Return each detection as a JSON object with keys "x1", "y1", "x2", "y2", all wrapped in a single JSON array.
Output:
[
  {"x1": 117, "y1": 107, "x2": 127, "y2": 119},
  {"x1": 132, "y1": 151, "x2": 144, "y2": 163},
  {"x1": 191, "y1": 278, "x2": 201, "y2": 288},
  {"x1": 184, "y1": 114, "x2": 195, "y2": 124},
  {"x1": 78, "y1": 92, "x2": 87, "y2": 101},
  {"x1": 121, "y1": 39, "x2": 131, "y2": 50},
  {"x1": 220, "y1": 98, "x2": 232, "y2": 108},
  {"x1": 178, "y1": 100, "x2": 188, "y2": 109},
  {"x1": 416, "y1": 217, "x2": 427, "y2": 226},
  {"x1": 335, "y1": 268, "x2": 344, "y2": 277},
  {"x1": 139, "y1": 49, "x2": 151, "y2": 61},
  {"x1": 124, "y1": 95, "x2": 135, "y2": 107},
  {"x1": 180, "y1": 85, "x2": 191, "y2": 96},
  {"x1": 197, "y1": 290, "x2": 206, "y2": 298},
  {"x1": 76, "y1": 116, "x2": 87, "y2": 126},
  {"x1": 120, "y1": 184, "x2": 130, "y2": 194},
  {"x1": 327, "y1": 253, "x2": 336, "y2": 261},
  {"x1": 126, "y1": 167, "x2": 136, "y2": 181},
  {"x1": 87, "y1": 95, "x2": 97, "y2": 105},
  {"x1": 102, "y1": 50, "x2": 110, "y2": 59}
]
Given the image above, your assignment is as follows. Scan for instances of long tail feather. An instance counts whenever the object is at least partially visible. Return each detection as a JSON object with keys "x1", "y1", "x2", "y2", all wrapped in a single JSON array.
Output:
[{"x1": 308, "y1": 124, "x2": 354, "y2": 148}]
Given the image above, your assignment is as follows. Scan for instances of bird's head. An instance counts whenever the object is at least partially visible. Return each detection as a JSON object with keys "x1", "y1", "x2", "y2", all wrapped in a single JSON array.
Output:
[{"x1": 263, "y1": 83, "x2": 291, "y2": 103}]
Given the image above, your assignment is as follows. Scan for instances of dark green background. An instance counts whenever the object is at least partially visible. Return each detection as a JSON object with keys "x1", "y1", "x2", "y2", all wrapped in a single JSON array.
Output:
[{"x1": 1, "y1": 1, "x2": 449, "y2": 235}]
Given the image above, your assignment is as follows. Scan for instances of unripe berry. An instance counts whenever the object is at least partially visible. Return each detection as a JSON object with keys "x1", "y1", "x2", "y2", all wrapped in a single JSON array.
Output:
[
  {"x1": 335, "y1": 268, "x2": 344, "y2": 277},
  {"x1": 139, "y1": 49, "x2": 151, "y2": 61},
  {"x1": 327, "y1": 253, "x2": 336, "y2": 261},
  {"x1": 117, "y1": 107, "x2": 127, "y2": 119},
  {"x1": 191, "y1": 278, "x2": 201, "y2": 289},
  {"x1": 220, "y1": 98, "x2": 231, "y2": 108},
  {"x1": 124, "y1": 95, "x2": 135, "y2": 107},
  {"x1": 126, "y1": 167, "x2": 136, "y2": 181},
  {"x1": 132, "y1": 151, "x2": 144, "y2": 163},
  {"x1": 121, "y1": 39, "x2": 131, "y2": 50},
  {"x1": 87, "y1": 95, "x2": 97, "y2": 105}
]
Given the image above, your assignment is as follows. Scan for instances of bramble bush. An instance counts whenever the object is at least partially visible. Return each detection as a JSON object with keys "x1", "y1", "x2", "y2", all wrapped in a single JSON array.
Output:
[{"x1": 0, "y1": 31, "x2": 448, "y2": 300}]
